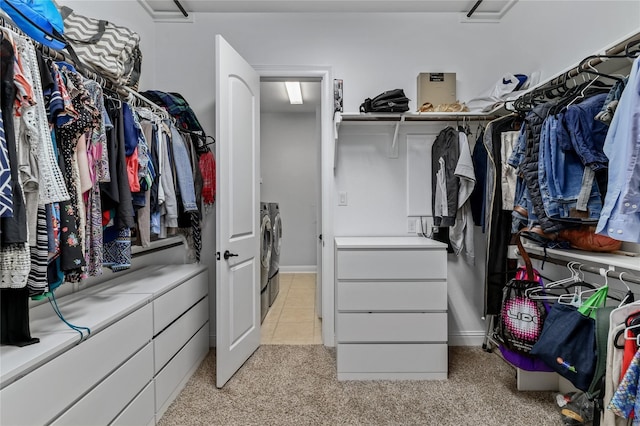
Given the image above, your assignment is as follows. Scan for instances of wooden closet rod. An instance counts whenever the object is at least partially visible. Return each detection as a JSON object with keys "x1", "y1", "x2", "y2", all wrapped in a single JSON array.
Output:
[{"x1": 527, "y1": 252, "x2": 640, "y2": 285}]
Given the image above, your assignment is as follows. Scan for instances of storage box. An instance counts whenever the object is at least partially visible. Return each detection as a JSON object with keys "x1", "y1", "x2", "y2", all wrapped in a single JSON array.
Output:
[{"x1": 417, "y1": 73, "x2": 456, "y2": 109}]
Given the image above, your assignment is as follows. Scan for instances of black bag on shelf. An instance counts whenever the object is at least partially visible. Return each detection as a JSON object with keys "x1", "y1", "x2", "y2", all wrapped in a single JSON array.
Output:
[{"x1": 360, "y1": 89, "x2": 410, "y2": 113}]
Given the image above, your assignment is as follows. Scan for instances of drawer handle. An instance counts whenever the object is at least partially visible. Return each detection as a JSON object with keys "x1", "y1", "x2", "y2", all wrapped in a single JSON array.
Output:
[{"x1": 223, "y1": 250, "x2": 239, "y2": 260}]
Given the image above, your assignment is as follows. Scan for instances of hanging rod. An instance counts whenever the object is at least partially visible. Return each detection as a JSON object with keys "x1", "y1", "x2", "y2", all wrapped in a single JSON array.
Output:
[
  {"x1": 524, "y1": 252, "x2": 640, "y2": 285},
  {"x1": 534, "y1": 31, "x2": 640, "y2": 94},
  {"x1": 123, "y1": 87, "x2": 170, "y2": 120}
]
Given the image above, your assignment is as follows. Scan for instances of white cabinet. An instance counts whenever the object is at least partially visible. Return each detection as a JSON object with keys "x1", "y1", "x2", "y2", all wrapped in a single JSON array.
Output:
[
  {"x1": 335, "y1": 237, "x2": 448, "y2": 380},
  {"x1": 0, "y1": 264, "x2": 209, "y2": 426}
]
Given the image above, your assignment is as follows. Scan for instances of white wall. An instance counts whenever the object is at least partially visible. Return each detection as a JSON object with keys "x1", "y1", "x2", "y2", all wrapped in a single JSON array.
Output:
[
  {"x1": 152, "y1": 1, "x2": 640, "y2": 139},
  {"x1": 261, "y1": 111, "x2": 319, "y2": 270}
]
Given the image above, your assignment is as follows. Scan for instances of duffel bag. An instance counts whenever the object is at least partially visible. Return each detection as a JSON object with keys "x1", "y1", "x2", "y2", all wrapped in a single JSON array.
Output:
[
  {"x1": 360, "y1": 89, "x2": 410, "y2": 113},
  {"x1": 59, "y1": 5, "x2": 142, "y2": 88}
]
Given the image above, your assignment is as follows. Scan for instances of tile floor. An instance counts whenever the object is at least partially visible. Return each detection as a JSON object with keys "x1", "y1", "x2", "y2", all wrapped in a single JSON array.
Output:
[{"x1": 261, "y1": 273, "x2": 322, "y2": 345}]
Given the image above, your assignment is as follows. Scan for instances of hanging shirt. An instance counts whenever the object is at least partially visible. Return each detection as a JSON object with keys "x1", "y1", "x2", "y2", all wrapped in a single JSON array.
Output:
[
  {"x1": 596, "y1": 56, "x2": 640, "y2": 244},
  {"x1": 609, "y1": 348, "x2": 640, "y2": 424},
  {"x1": 450, "y1": 131, "x2": 476, "y2": 265}
]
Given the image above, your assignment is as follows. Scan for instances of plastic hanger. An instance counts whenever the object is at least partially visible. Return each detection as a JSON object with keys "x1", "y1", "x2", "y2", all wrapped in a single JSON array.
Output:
[
  {"x1": 525, "y1": 261, "x2": 583, "y2": 301},
  {"x1": 618, "y1": 272, "x2": 635, "y2": 307}
]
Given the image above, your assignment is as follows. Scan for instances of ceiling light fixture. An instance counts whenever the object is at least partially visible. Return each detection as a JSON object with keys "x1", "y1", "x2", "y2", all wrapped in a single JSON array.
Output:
[{"x1": 285, "y1": 81, "x2": 303, "y2": 104}]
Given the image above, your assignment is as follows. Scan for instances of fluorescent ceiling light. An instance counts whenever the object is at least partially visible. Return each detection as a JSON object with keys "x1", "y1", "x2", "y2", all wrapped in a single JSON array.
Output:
[{"x1": 285, "y1": 81, "x2": 303, "y2": 104}]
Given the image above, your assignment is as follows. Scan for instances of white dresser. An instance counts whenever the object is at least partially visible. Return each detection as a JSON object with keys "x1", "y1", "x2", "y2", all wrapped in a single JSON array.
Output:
[
  {"x1": 334, "y1": 236, "x2": 448, "y2": 380},
  {"x1": 0, "y1": 264, "x2": 209, "y2": 426}
]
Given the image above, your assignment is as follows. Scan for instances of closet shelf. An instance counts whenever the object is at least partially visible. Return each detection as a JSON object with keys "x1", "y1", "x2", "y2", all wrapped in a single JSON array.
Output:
[
  {"x1": 338, "y1": 111, "x2": 501, "y2": 123},
  {"x1": 522, "y1": 244, "x2": 640, "y2": 274}
]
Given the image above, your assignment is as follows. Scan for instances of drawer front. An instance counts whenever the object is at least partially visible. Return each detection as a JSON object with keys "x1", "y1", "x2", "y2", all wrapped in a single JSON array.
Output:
[
  {"x1": 336, "y1": 249, "x2": 446, "y2": 280},
  {"x1": 155, "y1": 323, "x2": 209, "y2": 417},
  {"x1": 337, "y1": 281, "x2": 447, "y2": 311},
  {"x1": 53, "y1": 343, "x2": 153, "y2": 426},
  {"x1": 154, "y1": 296, "x2": 209, "y2": 374},
  {"x1": 337, "y1": 343, "x2": 448, "y2": 374},
  {"x1": 110, "y1": 381, "x2": 155, "y2": 426},
  {"x1": 154, "y1": 271, "x2": 208, "y2": 335},
  {"x1": 337, "y1": 312, "x2": 447, "y2": 343},
  {"x1": 0, "y1": 304, "x2": 152, "y2": 426}
]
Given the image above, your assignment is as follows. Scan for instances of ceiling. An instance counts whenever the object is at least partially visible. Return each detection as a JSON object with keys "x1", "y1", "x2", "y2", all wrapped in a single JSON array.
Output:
[
  {"x1": 261, "y1": 81, "x2": 321, "y2": 113},
  {"x1": 141, "y1": 0, "x2": 514, "y2": 16}
]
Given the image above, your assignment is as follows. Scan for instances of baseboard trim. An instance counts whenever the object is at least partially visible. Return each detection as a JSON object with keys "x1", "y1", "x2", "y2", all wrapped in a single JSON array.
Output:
[
  {"x1": 448, "y1": 331, "x2": 486, "y2": 347},
  {"x1": 279, "y1": 265, "x2": 317, "y2": 273}
]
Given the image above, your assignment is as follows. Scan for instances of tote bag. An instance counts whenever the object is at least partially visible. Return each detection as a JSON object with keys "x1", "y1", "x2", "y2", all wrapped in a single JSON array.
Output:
[
  {"x1": 530, "y1": 285, "x2": 608, "y2": 391},
  {"x1": 497, "y1": 235, "x2": 549, "y2": 355},
  {"x1": 58, "y1": 5, "x2": 141, "y2": 88}
]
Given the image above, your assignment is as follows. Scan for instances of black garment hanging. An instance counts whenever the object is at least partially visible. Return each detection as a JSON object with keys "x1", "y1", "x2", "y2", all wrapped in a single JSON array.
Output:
[{"x1": 484, "y1": 114, "x2": 522, "y2": 317}]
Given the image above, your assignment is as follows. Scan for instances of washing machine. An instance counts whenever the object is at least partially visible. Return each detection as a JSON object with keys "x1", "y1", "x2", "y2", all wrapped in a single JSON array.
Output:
[
  {"x1": 260, "y1": 203, "x2": 273, "y2": 323},
  {"x1": 267, "y1": 202, "x2": 282, "y2": 306}
]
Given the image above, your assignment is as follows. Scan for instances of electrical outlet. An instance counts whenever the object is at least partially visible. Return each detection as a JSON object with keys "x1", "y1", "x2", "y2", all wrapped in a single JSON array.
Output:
[
  {"x1": 338, "y1": 191, "x2": 348, "y2": 206},
  {"x1": 407, "y1": 218, "x2": 416, "y2": 234}
]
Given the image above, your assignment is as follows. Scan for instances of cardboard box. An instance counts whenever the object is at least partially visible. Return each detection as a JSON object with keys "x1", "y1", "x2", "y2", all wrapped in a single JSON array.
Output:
[{"x1": 417, "y1": 73, "x2": 456, "y2": 109}]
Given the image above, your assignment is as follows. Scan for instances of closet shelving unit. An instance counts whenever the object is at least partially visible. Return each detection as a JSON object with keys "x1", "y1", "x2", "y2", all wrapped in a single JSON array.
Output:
[
  {"x1": 481, "y1": 29, "x2": 640, "y2": 392},
  {"x1": 335, "y1": 110, "x2": 502, "y2": 164},
  {"x1": 520, "y1": 244, "x2": 640, "y2": 284}
]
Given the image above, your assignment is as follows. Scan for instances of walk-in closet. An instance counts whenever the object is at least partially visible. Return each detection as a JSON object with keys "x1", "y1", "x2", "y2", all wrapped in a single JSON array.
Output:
[{"x1": 1, "y1": 1, "x2": 640, "y2": 425}]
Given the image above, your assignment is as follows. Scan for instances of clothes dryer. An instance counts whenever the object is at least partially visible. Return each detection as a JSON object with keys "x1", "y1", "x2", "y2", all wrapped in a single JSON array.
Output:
[
  {"x1": 260, "y1": 202, "x2": 273, "y2": 323},
  {"x1": 267, "y1": 202, "x2": 282, "y2": 306}
]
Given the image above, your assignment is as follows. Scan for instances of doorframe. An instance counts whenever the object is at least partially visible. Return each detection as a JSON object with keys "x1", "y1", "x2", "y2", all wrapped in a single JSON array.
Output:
[{"x1": 254, "y1": 65, "x2": 335, "y2": 347}]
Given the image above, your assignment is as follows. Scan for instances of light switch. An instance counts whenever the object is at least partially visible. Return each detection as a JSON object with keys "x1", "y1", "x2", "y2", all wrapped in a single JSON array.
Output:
[{"x1": 338, "y1": 191, "x2": 348, "y2": 206}]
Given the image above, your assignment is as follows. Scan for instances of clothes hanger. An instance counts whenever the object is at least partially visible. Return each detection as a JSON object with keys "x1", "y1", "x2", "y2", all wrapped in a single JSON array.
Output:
[
  {"x1": 525, "y1": 261, "x2": 583, "y2": 301},
  {"x1": 576, "y1": 56, "x2": 625, "y2": 84},
  {"x1": 617, "y1": 272, "x2": 635, "y2": 307}
]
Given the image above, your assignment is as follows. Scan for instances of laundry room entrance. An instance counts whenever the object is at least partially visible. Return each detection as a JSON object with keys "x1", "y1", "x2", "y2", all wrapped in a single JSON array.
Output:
[{"x1": 258, "y1": 77, "x2": 323, "y2": 345}]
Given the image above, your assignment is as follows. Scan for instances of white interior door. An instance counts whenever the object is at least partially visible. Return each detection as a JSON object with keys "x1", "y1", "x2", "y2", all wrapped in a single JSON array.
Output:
[{"x1": 215, "y1": 34, "x2": 261, "y2": 388}]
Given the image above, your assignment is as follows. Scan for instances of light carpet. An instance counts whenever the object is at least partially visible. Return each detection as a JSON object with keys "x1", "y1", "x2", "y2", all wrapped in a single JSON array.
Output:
[{"x1": 157, "y1": 345, "x2": 560, "y2": 425}]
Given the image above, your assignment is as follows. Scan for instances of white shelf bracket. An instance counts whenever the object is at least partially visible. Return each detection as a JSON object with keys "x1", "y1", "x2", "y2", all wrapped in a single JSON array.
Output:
[{"x1": 390, "y1": 115, "x2": 405, "y2": 158}]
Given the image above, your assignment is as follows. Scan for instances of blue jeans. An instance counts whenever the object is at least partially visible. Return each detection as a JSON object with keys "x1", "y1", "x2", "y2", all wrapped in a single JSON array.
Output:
[
  {"x1": 169, "y1": 124, "x2": 198, "y2": 212},
  {"x1": 539, "y1": 115, "x2": 602, "y2": 222},
  {"x1": 557, "y1": 93, "x2": 609, "y2": 170}
]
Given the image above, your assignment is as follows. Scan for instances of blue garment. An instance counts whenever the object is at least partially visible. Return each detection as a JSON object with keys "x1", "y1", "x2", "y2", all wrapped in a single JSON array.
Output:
[
  {"x1": 470, "y1": 129, "x2": 487, "y2": 230},
  {"x1": 608, "y1": 348, "x2": 640, "y2": 425},
  {"x1": 596, "y1": 56, "x2": 640, "y2": 243},
  {"x1": 507, "y1": 125, "x2": 527, "y2": 169},
  {"x1": 558, "y1": 93, "x2": 609, "y2": 171},
  {"x1": 169, "y1": 124, "x2": 198, "y2": 212},
  {"x1": 122, "y1": 103, "x2": 139, "y2": 157},
  {"x1": 539, "y1": 114, "x2": 602, "y2": 221}
]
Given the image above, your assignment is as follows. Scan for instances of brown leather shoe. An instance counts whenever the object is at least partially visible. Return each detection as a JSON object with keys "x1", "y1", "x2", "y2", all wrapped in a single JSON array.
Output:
[{"x1": 558, "y1": 227, "x2": 622, "y2": 252}]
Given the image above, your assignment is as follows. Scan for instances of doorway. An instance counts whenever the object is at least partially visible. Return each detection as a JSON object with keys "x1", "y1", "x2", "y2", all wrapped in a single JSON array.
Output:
[
  {"x1": 259, "y1": 79, "x2": 322, "y2": 344},
  {"x1": 253, "y1": 65, "x2": 335, "y2": 348}
]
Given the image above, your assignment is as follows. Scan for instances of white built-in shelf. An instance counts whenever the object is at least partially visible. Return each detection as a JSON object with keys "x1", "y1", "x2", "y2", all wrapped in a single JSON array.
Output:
[
  {"x1": 338, "y1": 111, "x2": 502, "y2": 123},
  {"x1": 523, "y1": 244, "x2": 640, "y2": 274}
]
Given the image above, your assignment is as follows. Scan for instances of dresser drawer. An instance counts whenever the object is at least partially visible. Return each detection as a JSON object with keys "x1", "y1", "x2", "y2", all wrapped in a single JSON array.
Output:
[
  {"x1": 0, "y1": 304, "x2": 152, "y2": 426},
  {"x1": 337, "y1": 312, "x2": 447, "y2": 343},
  {"x1": 337, "y1": 280, "x2": 447, "y2": 311},
  {"x1": 110, "y1": 381, "x2": 155, "y2": 426},
  {"x1": 155, "y1": 323, "x2": 209, "y2": 418},
  {"x1": 336, "y1": 249, "x2": 446, "y2": 280},
  {"x1": 337, "y1": 343, "x2": 448, "y2": 379},
  {"x1": 53, "y1": 343, "x2": 153, "y2": 426},
  {"x1": 154, "y1": 296, "x2": 209, "y2": 374},
  {"x1": 154, "y1": 271, "x2": 208, "y2": 335}
]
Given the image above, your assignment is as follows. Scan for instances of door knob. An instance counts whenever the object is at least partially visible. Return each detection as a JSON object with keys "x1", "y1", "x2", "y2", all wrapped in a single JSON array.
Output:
[{"x1": 223, "y1": 250, "x2": 238, "y2": 260}]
